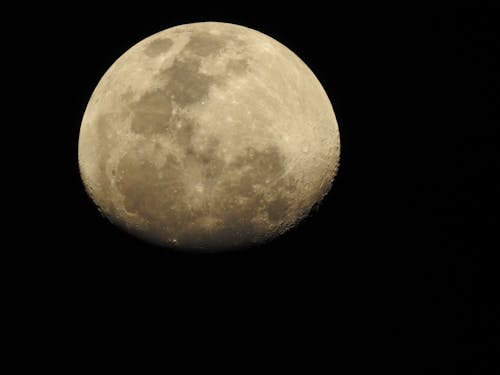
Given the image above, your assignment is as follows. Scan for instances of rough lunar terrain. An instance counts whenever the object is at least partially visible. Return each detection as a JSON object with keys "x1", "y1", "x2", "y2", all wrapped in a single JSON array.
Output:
[{"x1": 79, "y1": 22, "x2": 340, "y2": 250}]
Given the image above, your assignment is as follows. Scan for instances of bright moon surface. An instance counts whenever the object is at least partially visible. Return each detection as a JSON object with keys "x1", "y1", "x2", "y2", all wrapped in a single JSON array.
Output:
[{"x1": 79, "y1": 22, "x2": 340, "y2": 251}]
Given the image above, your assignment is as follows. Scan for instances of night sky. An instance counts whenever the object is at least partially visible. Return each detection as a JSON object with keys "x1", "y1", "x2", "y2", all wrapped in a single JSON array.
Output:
[{"x1": 20, "y1": 4, "x2": 499, "y2": 372}]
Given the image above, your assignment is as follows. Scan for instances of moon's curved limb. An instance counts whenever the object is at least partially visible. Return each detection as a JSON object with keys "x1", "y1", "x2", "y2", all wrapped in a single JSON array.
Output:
[{"x1": 79, "y1": 22, "x2": 340, "y2": 251}]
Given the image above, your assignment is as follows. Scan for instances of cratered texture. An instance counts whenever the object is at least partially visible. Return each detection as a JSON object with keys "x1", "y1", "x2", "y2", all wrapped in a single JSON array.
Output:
[{"x1": 79, "y1": 22, "x2": 340, "y2": 251}]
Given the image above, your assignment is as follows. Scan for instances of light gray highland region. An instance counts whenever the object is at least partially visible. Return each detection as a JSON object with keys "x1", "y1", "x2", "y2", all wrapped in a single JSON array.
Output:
[{"x1": 78, "y1": 22, "x2": 340, "y2": 251}]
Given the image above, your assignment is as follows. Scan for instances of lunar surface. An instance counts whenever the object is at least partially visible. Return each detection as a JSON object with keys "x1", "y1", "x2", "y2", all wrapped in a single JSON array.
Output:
[{"x1": 79, "y1": 22, "x2": 340, "y2": 251}]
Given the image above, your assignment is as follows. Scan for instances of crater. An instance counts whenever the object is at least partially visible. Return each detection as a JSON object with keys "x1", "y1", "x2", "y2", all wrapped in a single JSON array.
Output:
[{"x1": 144, "y1": 38, "x2": 174, "y2": 57}]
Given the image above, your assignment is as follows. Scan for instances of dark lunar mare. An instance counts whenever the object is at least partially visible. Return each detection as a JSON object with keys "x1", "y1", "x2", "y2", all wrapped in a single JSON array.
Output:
[{"x1": 101, "y1": 31, "x2": 301, "y2": 249}]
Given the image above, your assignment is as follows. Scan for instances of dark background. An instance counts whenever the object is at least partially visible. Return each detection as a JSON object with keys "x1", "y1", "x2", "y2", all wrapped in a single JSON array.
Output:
[{"x1": 25, "y1": 4, "x2": 499, "y2": 372}]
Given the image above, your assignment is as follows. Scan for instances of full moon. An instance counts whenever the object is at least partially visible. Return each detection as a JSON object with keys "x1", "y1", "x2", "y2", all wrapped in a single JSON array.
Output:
[{"x1": 79, "y1": 22, "x2": 340, "y2": 251}]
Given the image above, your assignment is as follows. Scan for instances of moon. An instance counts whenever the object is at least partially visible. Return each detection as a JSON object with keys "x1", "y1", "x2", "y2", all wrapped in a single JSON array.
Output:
[{"x1": 79, "y1": 22, "x2": 340, "y2": 251}]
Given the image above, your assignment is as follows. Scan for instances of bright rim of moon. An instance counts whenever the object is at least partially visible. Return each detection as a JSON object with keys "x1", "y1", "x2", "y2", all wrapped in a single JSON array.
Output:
[{"x1": 79, "y1": 22, "x2": 340, "y2": 251}]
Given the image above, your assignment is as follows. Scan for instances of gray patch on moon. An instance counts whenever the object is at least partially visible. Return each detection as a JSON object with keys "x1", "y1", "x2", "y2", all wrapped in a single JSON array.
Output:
[
  {"x1": 184, "y1": 136, "x2": 225, "y2": 180},
  {"x1": 129, "y1": 91, "x2": 196, "y2": 151},
  {"x1": 128, "y1": 29, "x2": 252, "y2": 153},
  {"x1": 266, "y1": 197, "x2": 290, "y2": 223},
  {"x1": 129, "y1": 89, "x2": 173, "y2": 135},
  {"x1": 164, "y1": 58, "x2": 220, "y2": 105},
  {"x1": 144, "y1": 38, "x2": 174, "y2": 57},
  {"x1": 153, "y1": 31, "x2": 249, "y2": 106},
  {"x1": 184, "y1": 32, "x2": 227, "y2": 57},
  {"x1": 173, "y1": 117, "x2": 196, "y2": 146},
  {"x1": 116, "y1": 148, "x2": 191, "y2": 241},
  {"x1": 227, "y1": 58, "x2": 250, "y2": 74},
  {"x1": 186, "y1": 135, "x2": 220, "y2": 165}
]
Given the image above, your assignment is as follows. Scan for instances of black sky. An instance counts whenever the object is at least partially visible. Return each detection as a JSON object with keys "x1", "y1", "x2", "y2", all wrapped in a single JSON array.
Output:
[{"x1": 19, "y1": 4, "x2": 499, "y2": 372}]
